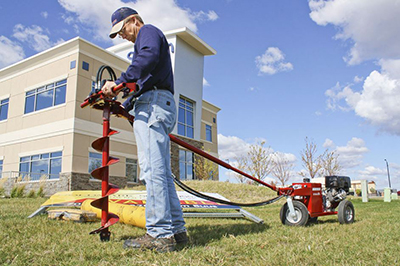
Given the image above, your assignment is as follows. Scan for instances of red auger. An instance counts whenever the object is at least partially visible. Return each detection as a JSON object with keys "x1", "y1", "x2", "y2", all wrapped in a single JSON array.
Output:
[{"x1": 81, "y1": 79, "x2": 136, "y2": 241}]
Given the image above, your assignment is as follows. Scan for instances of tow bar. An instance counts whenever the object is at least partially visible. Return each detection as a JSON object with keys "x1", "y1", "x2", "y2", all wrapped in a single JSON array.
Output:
[{"x1": 81, "y1": 65, "x2": 355, "y2": 240}]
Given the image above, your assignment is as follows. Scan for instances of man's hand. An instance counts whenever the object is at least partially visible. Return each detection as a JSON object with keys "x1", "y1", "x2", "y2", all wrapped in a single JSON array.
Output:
[{"x1": 101, "y1": 81, "x2": 117, "y2": 97}]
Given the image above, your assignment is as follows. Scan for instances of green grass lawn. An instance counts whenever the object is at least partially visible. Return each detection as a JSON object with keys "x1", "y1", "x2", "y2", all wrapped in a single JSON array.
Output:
[{"x1": 1, "y1": 181, "x2": 399, "y2": 266}]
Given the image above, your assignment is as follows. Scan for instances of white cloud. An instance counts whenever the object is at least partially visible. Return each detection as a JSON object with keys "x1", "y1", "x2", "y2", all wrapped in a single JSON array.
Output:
[
  {"x1": 218, "y1": 133, "x2": 296, "y2": 164},
  {"x1": 353, "y1": 76, "x2": 363, "y2": 83},
  {"x1": 357, "y1": 163, "x2": 400, "y2": 189},
  {"x1": 191, "y1": 10, "x2": 219, "y2": 22},
  {"x1": 272, "y1": 151, "x2": 297, "y2": 165},
  {"x1": 57, "y1": 0, "x2": 218, "y2": 43},
  {"x1": 255, "y1": 47, "x2": 293, "y2": 75},
  {"x1": 41, "y1": 11, "x2": 48, "y2": 19},
  {"x1": 323, "y1": 138, "x2": 334, "y2": 148},
  {"x1": 335, "y1": 137, "x2": 369, "y2": 169},
  {"x1": 314, "y1": 1, "x2": 400, "y2": 135},
  {"x1": 218, "y1": 134, "x2": 298, "y2": 183},
  {"x1": 203, "y1": 78, "x2": 210, "y2": 87},
  {"x1": 309, "y1": 0, "x2": 400, "y2": 65},
  {"x1": 359, "y1": 166, "x2": 386, "y2": 177},
  {"x1": 217, "y1": 134, "x2": 250, "y2": 161},
  {"x1": 0, "y1": 36, "x2": 25, "y2": 68},
  {"x1": 12, "y1": 24, "x2": 65, "y2": 52},
  {"x1": 323, "y1": 137, "x2": 368, "y2": 170},
  {"x1": 326, "y1": 70, "x2": 400, "y2": 135}
]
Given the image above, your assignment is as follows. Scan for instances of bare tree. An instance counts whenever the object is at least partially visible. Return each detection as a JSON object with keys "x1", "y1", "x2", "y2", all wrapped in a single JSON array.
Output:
[
  {"x1": 233, "y1": 155, "x2": 249, "y2": 183},
  {"x1": 271, "y1": 153, "x2": 295, "y2": 186},
  {"x1": 300, "y1": 137, "x2": 323, "y2": 179},
  {"x1": 320, "y1": 150, "x2": 342, "y2": 176},
  {"x1": 234, "y1": 141, "x2": 273, "y2": 184},
  {"x1": 194, "y1": 154, "x2": 218, "y2": 181},
  {"x1": 248, "y1": 141, "x2": 274, "y2": 182}
]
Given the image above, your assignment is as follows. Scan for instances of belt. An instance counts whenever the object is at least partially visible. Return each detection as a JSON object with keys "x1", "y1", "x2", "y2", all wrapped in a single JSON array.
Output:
[{"x1": 153, "y1": 85, "x2": 170, "y2": 91}]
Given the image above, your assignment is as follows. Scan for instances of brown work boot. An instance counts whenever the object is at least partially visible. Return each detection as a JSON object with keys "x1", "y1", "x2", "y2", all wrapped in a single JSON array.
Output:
[
  {"x1": 174, "y1": 231, "x2": 189, "y2": 245},
  {"x1": 123, "y1": 233, "x2": 176, "y2": 252}
]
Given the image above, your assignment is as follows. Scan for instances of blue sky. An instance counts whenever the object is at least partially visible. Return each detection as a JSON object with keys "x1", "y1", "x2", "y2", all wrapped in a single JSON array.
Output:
[{"x1": 0, "y1": 0, "x2": 399, "y2": 190}]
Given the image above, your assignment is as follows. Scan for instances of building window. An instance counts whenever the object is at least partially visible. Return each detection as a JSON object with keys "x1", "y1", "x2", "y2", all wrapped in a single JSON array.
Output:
[
  {"x1": 24, "y1": 79, "x2": 67, "y2": 114},
  {"x1": 88, "y1": 152, "x2": 102, "y2": 174},
  {"x1": 178, "y1": 97, "x2": 194, "y2": 138},
  {"x1": 19, "y1": 151, "x2": 62, "y2": 180},
  {"x1": 126, "y1": 158, "x2": 138, "y2": 183},
  {"x1": 70, "y1": 60, "x2": 76, "y2": 69},
  {"x1": 0, "y1": 159, "x2": 3, "y2": 177},
  {"x1": 92, "y1": 80, "x2": 99, "y2": 93},
  {"x1": 205, "y1": 124, "x2": 212, "y2": 142},
  {"x1": 179, "y1": 149, "x2": 194, "y2": 180},
  {"x1": 0, "y1": 98, "x2": 9, "y2": 121},
  {"x1": 82, "y1": 61, "x2": 89, "y2": 71}
]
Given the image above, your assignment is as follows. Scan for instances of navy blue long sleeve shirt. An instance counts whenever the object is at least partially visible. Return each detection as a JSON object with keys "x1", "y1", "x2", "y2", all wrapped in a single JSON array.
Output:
[{"x1": 116, "y1": 24, "x2": 174, "y2": 110}]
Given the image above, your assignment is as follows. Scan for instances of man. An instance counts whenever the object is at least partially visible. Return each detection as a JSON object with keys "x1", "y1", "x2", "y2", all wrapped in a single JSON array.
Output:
[{"x1": 102, "y1": 7, "x2": 187, "y2": 252}]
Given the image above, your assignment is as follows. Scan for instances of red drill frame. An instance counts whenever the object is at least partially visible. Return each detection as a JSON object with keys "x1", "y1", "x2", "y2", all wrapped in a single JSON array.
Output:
[{"x1": 282, "y1": 182, "x2": 337, "y2": 218}]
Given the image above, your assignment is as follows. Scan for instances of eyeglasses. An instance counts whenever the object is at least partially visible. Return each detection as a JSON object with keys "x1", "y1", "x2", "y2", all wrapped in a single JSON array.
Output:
[{"x1": 118, "y1": 18, "x2": 132, "y2": 38}]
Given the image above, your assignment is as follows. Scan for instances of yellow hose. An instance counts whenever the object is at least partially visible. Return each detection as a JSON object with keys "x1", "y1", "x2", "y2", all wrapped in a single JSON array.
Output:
[{"x1": 81, "y1": 200, "x2": 146, "y2": 229}]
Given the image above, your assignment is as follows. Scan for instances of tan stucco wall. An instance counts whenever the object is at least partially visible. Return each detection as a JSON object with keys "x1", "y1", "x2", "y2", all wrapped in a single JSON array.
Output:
[
  {"x1": 201, "y1": 101, "x2": 220, "y2": 155},
  {"x1": 0, "y1": 37, "x2": 220, "y2": 183}
]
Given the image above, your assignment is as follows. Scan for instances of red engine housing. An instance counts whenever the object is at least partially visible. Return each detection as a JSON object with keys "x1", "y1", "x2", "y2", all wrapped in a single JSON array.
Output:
[{"x1": 290, "y1": 182, "x2": 337, "y2": 218}]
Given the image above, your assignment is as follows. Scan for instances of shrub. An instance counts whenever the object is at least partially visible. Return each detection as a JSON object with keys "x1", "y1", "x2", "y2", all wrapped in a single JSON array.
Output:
[
  {"x1": 27, "y1": 190, "x2": 36, "y2": 198},
  {"x1": 356, "y1": 189, "x2": 362, "y2": 196},
  {"x1": 10, "y1": 184, "x2": 26, "y2": 198},
  {"x1": 10, "y1": 186, "x2": 18, "y2": 198},
  {"x1": 16, "y1": 185, "x2": 25, "y2": 197},
  {"x1": 36, "y1": 186, "x2": 45, "y2": 198}
]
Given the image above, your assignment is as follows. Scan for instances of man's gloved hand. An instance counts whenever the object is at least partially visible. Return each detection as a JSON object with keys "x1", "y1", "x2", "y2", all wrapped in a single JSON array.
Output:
[{"x1": 101, "y1": 81, "x2": 117, "y2": 97}]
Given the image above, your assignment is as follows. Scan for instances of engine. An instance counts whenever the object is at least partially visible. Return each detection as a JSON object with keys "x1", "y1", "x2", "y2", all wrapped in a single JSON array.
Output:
[{"x1": 323, "y1": 176, "x2": 351, "y2": 210}]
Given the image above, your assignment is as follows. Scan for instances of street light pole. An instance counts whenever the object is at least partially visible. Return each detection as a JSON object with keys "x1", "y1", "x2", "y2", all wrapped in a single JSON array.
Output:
[{"x1": 384, "y1": 159, "x2": 392, "y2": 189}]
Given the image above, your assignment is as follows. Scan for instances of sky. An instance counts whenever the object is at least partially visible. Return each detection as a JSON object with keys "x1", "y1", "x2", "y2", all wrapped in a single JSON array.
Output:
[{"x1": 0, "y1": 0, "x2": 399, "y2": 190}]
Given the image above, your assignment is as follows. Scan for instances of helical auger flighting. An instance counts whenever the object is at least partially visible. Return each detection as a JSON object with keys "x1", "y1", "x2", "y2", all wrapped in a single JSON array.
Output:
[
  {"x1": 88, "y1": 102, "x2": 120, "y2": 241},
  {"x1": 80, "y1": 65, "x2": 137, "y2": 241}
]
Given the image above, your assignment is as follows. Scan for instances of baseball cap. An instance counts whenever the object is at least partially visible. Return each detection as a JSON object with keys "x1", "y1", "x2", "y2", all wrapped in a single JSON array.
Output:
[{"x1": 109, "y1": 7, "x2": 138, "y2": 39}]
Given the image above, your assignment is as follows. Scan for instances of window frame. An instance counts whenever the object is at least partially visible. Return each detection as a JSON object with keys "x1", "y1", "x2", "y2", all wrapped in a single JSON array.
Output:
[
  {"x1": 24, "y1": 79, "x2": 67, "y2": 114},
  {"x1": 19, "y1": 151, "x2": 62, "y2": 180},
  {"x1": 0, "y1": 159, "x2": 3, "y2": 177},
  {"x1": 126, "y1": 158, "x2": 138, "y2": 183},
  {"x1": 179, "y1": 149, "x2": 194, "y2": 180},
  {"x1": 0, "y1": 98, "x2": 9, "y2": 121},
  {"x1": 205, "y1": 124, "x2": 212, "y2": 142},
  {"x1": 178, "y1": 97, "x2": 195, "y2": 138},
  {"x1": 88, "y1": 152, "x2": 102, "y2": 176}
]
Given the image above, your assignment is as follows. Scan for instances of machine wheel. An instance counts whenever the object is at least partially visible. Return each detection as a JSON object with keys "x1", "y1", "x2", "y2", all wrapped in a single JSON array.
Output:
[
  {"x1": 337, "y1": 200, "x2": 355, "y2": 224},
  {"x1": 280, "y1": 200, "x2": 309, "y2": 226}
]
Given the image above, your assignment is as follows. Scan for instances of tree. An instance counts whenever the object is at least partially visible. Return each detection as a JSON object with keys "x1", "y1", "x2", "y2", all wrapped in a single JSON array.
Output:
[
  {"x1": 320, "y1": 150, "x2": 341, "y2": 176},
  {"x1": 300, "y1": 137, "x2": 343, "y2": 179},
  {"x1": 271, "y1": 153, "x2": 295, "y2": 186},
  {"x1": 233, "y1": 156, "x2": 249, "y2": 184},
  {"x1": 193, "y1": 154, "x2": 218, "y2": 181},
  {"x1": 234, "y1": 141, "x2": 273, "y2": 184},
  {"x1": 300, "y1": 137, "x2": 323, "y2": 179}
]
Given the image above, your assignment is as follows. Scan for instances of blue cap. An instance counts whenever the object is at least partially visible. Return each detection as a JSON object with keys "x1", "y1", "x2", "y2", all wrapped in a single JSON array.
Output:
[{"x1": 109, "y1": 7, "x2": 138, "y2": 39}]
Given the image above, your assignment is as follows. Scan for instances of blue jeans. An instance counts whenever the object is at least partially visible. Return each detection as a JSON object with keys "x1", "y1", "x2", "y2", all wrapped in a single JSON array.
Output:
[{"x1": 133, "y1": 89, "x2": 186, "y2": 238}]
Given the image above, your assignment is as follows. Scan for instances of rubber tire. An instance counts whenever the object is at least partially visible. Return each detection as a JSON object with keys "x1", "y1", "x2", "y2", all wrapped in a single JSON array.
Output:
[
  {"x1": 280, "y1": 200, "x2": 309, "y2": 226},
  {"x1": 337, "y1": 200, "x2": 355, "y2": 224}
]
